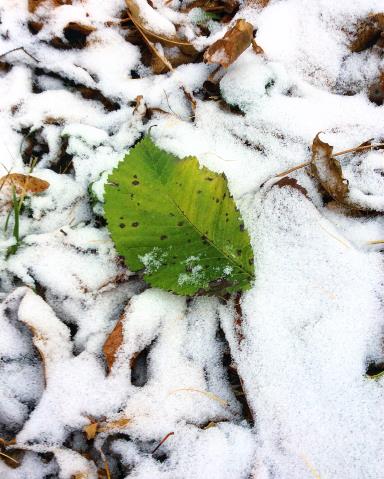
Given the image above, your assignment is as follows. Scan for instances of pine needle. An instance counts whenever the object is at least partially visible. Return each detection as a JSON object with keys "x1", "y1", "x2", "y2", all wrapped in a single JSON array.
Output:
[{"x1": 168, "y1": 388, "x2": 228, "y2": 406}]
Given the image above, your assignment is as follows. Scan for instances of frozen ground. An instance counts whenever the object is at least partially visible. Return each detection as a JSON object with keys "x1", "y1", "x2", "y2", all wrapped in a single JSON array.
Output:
[{"x1": 0, "y1": 0, "x2": 384, "y2": 478}]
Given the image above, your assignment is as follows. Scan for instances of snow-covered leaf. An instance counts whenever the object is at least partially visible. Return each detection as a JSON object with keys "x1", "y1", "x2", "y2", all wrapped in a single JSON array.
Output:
[
  {"x1": 311, "y1": 133, "x2": 349, "y2": 204},
  {"x1": 204, "y1": 19, "x2": 253, "y2": 68}
]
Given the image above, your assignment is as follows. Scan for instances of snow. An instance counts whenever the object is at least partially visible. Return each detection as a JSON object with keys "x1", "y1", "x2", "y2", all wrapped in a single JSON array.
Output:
[{"x1": 0, "y1": 0, "x2": 384, "y2": 477}]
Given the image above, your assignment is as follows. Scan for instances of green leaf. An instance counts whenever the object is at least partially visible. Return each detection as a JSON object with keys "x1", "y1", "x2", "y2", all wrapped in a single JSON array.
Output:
[{"x1": 104, "y1": 136, "x2": 254, "y2": 296}]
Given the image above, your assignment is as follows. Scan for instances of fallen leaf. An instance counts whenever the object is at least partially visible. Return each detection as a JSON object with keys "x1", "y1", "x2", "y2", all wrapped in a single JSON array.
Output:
[
  {"x1": 125, "y1": 0, "x2": 196, "y2": 55},
  {"x1": 204, "y1": 19, "x2": 253, "y2": 68},
  {"x1": 17, "y1": 289, "x2": 72, "y2": 383},
  {"x1": 0, "y1": 173, "x2": 49, "y2": 195},
  {"x1": 104, "y1": 136, "x2": 255, "y2": 296},
  {"x1": 103, "y1": 314, "x2": 124, "y2": 372},
  {"x1": 311, "y1": 134, "x2": 349, "y2": 204},
  {"x1": 97, "y1": 417, "x2": 130, "y2": 433},
  {"x1": 368, "y1": 72, "x2": 384, "y2": 106},
  {"x1": 84, "y1": 422, "x2": 98, "y2": 441},
  {"x1": 350, "y1": 13, "x2": 384, "y2": 52},
  {"x1": 28, "y1": 0, "x2": 71, "y2": 14},
  {"x1": 274, "y1": 177, "x2": 309, "y2": 198},
  {"x1": 83, "y1": 417, "x2": 130, "y2": 441}
]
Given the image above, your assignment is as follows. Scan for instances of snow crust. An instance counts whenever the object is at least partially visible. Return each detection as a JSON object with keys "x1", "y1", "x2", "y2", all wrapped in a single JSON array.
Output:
[{"x1": 0, "y1": 0, "x2": 384, "y2": 477}]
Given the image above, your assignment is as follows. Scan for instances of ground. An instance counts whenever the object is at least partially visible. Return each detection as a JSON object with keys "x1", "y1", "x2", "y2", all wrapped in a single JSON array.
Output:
[{"x1": 0, "y1": 0, "x2": 384, "y2": 478}]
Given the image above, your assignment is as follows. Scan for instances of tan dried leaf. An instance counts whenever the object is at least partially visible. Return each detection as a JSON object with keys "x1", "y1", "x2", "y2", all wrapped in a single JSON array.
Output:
[
  {"x1": 97, "y1": 417, "x2": 130, "y2": 433},
  {"x1": 311, "y1": 134, "x2": 349, "y2": 204},
  {"x1": 350, "y1": 13, "x2": 384, "y2": 52},
  {"x1": 103, "y1": 315, "x2": 124, "y2": 372},
  {"x1": 204, "y1": 19, "x2": 253, "y2": 68},
  {"x1": 84, "y1": 422, "x2": 98, "y2": 441},
  {"x1": 0, "y1": 173, "x2": 49, "y2": 195},
  {"x1": 28, "y1": 0, "x2": 71, "y2": 14}
]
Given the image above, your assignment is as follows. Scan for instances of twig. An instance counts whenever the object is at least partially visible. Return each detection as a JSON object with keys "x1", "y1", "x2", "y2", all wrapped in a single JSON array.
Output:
[
  {"x1": 163, "y1": 89, "x2": 194, "y2": 121},
  {"x1": 275, "y1": 161, "x2": 310, "y2": 178},
  {"x1": 274, "y1": 142, "x2": 384, "y2": 178},
  {"x1": 0, "y1": 46, "x2": 39, "y2": 63},
  {"x1": 332, "y1": 142, "x2": 384, "y2": 157},
  {"x1": 151, "y1": 432, "x2": 174, "y2": 454}
]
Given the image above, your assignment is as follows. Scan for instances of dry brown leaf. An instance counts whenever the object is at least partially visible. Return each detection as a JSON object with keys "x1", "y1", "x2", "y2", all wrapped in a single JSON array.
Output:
[
  {"x1": 84, "y1": 417, "x2": 132, "y2": 441},
  {"x1": 204, "y1": 19, "x2": 253, "y2": 68},
  {"x1": 103, "y1": 314, "x2": 124, "y2": 372},
  {"x1": 368, "y1": 72, "x2": 384, "y2": 105},
  {"x1": 311, "y1": 134, "x2": 349, "y2": 204},
  {"x1": 0, "y1": 173, "x2": 49, "y2": 195},
  {"x1": 97, "y1": 417, "x2": 130, "y2": 433},
  {"x1": 0, "y1": 450, "x2": 22, "y2": 469},
  {"x1": 125, "y1": 0, "x2": 196, "y2": 55},
  {"x1": 274, "y1": 177, "x2": 309, "y2": 198},
  {"x1": 28, "y1": 0, "x2": 71, "y2": 14},
  {"x1": 84, "y1": 422, "x2": 98, "y2": 441},
  {"x1": 350, "y1": 13, "x2": 384, "y2": 52},
  {"x1": 18, "y1": 290, "x2": 72, "y2": 384}
]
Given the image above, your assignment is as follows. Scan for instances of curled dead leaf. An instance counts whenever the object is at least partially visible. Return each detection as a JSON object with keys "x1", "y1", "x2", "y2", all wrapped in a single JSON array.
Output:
[
  {"x1": 311, "y1": 134, "x2": 349, "y2": 204},
  {"x1": 274, "y1": 177, "x2": 309, "y2": 198},
  {"x1": 204, "y1": 19, "x2": 253, "y2": 68},
  {"x1": 350, "y1": 13, "x2": 384, "y2": 52},
  {"x1": 125, "y1": 0, "x2": 196, "y2": 55},
  {"x1": 18, "y1": 290, "x2": 72, "y2": 384},
  {"x1": 0, "y1": 173, "x2": 49, "y2": 195},
  {"x1": 103, "y1": 314, "x2": 124, "y2": 372}
]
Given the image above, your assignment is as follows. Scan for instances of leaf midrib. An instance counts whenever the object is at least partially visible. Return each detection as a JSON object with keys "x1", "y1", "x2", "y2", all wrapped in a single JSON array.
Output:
[{"x1": 164, "y1": 183, "x2": 253, "y2": 281}]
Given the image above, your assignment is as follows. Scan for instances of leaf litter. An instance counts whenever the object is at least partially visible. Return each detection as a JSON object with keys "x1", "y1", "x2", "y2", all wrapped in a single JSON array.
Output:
[{"x1": 1, "y1": 0, "x2": 384, "y2": 478}]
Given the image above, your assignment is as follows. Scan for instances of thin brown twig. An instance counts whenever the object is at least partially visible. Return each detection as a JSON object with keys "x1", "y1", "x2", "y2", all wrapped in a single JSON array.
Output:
[
  {"x1": 0, "y1": 47, "x2": 39, "y2": 63},
  {"x1": 275, "y1": 161, "x2": 310, "y2": 178},
  {"x1": 332, "y1": 142, "x2": 384, "y2": 157},
  {"x1": 151, "y1": 432, "x2": 174, "y2": 454},
  {"x1": 274, "y1": 142, "x2": 384, "y2": 178}
]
